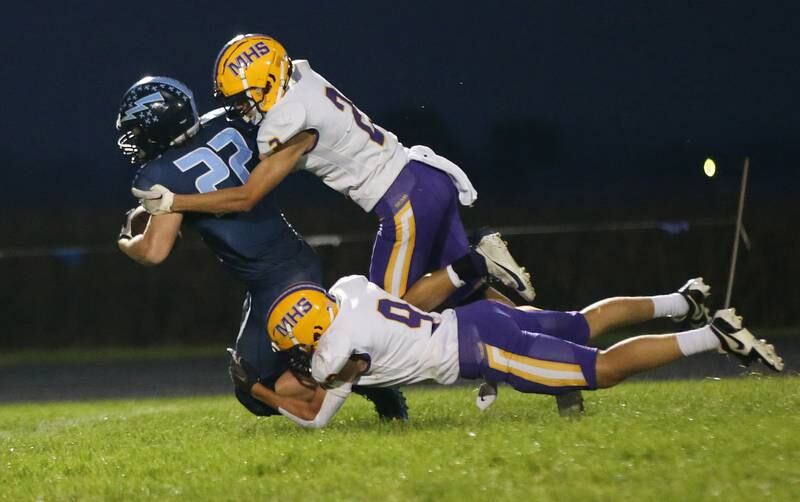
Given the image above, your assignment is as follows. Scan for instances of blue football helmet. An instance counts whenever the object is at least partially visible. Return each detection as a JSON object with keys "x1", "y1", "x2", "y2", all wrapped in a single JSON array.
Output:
[{"x1": 116, "y1": 76, "x2": 200, "y2": 164}]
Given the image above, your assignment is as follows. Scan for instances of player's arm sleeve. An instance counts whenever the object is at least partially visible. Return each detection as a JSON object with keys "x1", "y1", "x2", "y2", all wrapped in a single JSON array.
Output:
[
  {"x1": 311, "y1": 341, "x2": 352, "y2": 384},
  {"x1": 256, "y1": 101, "x2": 308, "y2": 157},
  {"x1": 278, "y1": 382, "x2": 352, "y2": 429}
]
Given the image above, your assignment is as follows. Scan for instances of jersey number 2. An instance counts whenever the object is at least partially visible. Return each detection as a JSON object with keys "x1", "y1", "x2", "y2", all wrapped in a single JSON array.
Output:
[
  {"x1": 173, "y1": 127, "x2": 252, "y2": 193},
  {"x1": 324, "y1": 87, "x2": 385, "y2": 146}
]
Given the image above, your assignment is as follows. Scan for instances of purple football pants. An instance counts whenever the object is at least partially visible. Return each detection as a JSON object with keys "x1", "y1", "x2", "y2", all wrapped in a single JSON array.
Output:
[
  {"x1": 456, "y1": 301, "x2": 599, "y2": 395},
  {"x1": 370, "y1": 161, "x2": 474, "y2": 304}
]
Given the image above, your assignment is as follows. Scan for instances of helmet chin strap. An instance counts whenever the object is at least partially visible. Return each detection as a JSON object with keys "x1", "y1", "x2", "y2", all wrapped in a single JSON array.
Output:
[
  {"x1": 276, "y1": 59, "x2": 287, "y2": 101},
  {"x1": 243, "y1": 88, "x2": 266, "y2": 125},
  {"x1": 170, "y1": 122, "x2": 201, "y2": 147}
]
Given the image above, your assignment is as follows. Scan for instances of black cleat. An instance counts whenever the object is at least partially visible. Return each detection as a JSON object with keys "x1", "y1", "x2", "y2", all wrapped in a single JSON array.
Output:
[
  {"x1": 353, "y1": 386, "x2": 409, "y2": 421},
  {"x1": 674, "y1": 277, "x2": 711, "y2": 329},
  {"x1": 475, "y1": 381, "x2": 498, "y2": 411},
  {"x1": 556, "y1": 390, "x2": 585, "y2": 417}
]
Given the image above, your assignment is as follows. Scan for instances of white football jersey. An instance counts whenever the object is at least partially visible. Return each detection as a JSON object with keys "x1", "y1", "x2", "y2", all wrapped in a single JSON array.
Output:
[
  {"x1": 311, "y1": 275, "x2": 461, "y2": 388},
  {"x1": 256, "y1": 60, "x2": 408, "y2": 212}
]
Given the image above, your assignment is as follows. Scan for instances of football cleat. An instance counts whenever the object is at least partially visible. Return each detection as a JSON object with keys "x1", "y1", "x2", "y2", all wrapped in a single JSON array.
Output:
[
  {"x1": 710, "y1": 308, "x2": 784, "y2": 372},
  {"x1": 475, "y1": 233, "x2": 536, "y2": 301},
  {"x1": 673, "y1": 277, "x2": 711, "y2": 329},
  {"x1": 353, "y1": 387, "x2": 409, "y2": 421},
  {"x1": 475, "y1": 381, "x2": 497, "y2": 411},
  {"x1": 555, "y1": 390, "x2": 585, "y2": 417}
]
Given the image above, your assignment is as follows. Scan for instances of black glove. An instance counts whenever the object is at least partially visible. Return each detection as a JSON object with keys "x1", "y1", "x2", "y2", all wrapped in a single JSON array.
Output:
[
  {"x1": 227, "y1": 348, "x2": 260, "y2": 393},
  {"x1": 286, "y1": 346, "x2": 316, "y2": 388}
]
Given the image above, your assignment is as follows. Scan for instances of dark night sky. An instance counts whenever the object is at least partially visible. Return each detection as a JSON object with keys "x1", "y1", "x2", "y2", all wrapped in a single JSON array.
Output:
[{"x1": 1, "y1": 1, "x2": 798, "y2": 208}]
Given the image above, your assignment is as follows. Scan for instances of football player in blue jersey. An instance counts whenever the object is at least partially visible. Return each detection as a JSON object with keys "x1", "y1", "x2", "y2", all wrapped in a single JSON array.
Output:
[{"x1": 115, "y1": 76, "x2": 408, "y2": 420}]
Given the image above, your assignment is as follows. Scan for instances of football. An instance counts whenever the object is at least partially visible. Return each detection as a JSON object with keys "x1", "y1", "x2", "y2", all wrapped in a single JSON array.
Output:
[{"x1": 128, "y1": 206, "x2": 150, "y2": 236}]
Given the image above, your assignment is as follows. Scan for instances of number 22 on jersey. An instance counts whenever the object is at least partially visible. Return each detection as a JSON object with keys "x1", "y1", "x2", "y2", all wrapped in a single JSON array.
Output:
[{"x1": 173, "y1": 127, "x2": 252, "y2": 193}]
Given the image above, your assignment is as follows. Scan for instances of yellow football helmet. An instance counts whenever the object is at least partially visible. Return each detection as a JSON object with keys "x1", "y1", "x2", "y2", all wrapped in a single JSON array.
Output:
[
  {"x1": 267, "y1": 283, "x2": 339, "y2": 352},
  {"x1": 213, "y1": 34, "x2": 291, "y2": 124}
]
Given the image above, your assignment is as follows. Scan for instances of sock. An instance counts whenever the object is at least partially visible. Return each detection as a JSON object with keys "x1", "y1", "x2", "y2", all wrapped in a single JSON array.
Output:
[
  {"x1": 651, "y1": 293, "x2": 689, "y2": 319},
  {"x1": 675, "y1": 326, "x2": 720, "y2": 356},
  {"x1": 449, "y1": 250, "x2": 488, "y2": 287}
]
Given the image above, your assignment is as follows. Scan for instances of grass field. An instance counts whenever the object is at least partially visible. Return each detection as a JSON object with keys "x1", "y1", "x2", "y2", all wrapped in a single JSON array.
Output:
[{"x1": 1, "y1": 377, "x2": 798, "y2": 501}]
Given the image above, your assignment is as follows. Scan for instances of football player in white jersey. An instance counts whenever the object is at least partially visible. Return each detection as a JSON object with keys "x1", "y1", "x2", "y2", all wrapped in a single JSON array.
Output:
[
  {"x1": 132, "y1": 34, "x2": 535, "y2": 311},
  {"x1": 227, "y1": 275, "x2": 784, "y2": 429}
]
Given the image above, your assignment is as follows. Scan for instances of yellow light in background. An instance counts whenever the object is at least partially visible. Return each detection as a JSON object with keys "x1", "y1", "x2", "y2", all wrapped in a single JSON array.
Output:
[{"x1": 704, "y1": 158, "x2": 716, "y2": 177}]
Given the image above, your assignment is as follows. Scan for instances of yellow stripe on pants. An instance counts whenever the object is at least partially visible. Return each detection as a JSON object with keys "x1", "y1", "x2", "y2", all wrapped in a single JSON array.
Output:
[
  {"x1": 383, "y1": 201, "x2": 416, "y2": 297},
  {"x1": 486, "y1": 344, "x2": 587, "y2": 387}
]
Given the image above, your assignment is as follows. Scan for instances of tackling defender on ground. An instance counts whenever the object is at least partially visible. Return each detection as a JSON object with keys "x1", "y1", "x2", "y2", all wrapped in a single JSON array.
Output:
[{"x1": 229, "y1": 276, "x2": 783, "y2": 428}]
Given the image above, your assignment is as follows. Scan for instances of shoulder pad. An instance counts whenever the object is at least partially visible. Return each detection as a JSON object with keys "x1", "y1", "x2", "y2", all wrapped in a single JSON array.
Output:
[
  {"x1": 256, "y1": 101, "x2": 307, "y2": 155},
  {"x1": 311, "y1": 334, "x2": 352, "y2": 384},
  {"x1": 330, "y1": 275, "x2": 369, "y2": 297},
  {"x1": 291, "y1": 59, "x2": 311, "y2": 82}
]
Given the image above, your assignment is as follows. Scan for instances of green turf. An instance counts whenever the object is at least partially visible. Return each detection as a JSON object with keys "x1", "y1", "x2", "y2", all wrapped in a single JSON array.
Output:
[{"x1": 1, "y1": 378, "x2": 798, "y2": 501}]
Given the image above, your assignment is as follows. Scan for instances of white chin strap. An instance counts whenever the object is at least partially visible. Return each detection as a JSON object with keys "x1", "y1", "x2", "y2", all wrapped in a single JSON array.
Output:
[{"x1": 171, "y1": 122, "x2": 200, "y2": 147}]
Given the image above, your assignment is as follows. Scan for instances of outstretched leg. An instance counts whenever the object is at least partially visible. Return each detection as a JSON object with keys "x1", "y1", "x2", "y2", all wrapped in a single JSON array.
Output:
[
  {"x1": 459, "y1": 301, "x2": 784, "y2": 399},
  {"x1": 581, "y1": 278, "x2": 710, "y2": 339},
  {"x1": 595, "y1": 308, "x2": 784, "y2": 387},
  {"x1": 595, "y1": 332, "x2": 692, "y2": 387}
]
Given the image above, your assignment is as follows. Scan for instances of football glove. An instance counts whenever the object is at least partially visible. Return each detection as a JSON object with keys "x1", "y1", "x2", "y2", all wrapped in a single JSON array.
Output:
[
  {"x1": 132, "y1": 184, "x2": 174, "y2": 215},
  {"x1": 227, "y1": 348, "x2": 260, "y2": 394},
  {"x1": 285, "y1": 346, "x2": 318, "y2": 389}
]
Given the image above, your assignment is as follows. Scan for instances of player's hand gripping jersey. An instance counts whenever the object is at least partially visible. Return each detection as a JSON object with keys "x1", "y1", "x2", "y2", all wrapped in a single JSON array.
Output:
[
  {"x1": 133, "y1": 109, "x2": 307, "y2": 288},
  {"x1": 255, "y1": 60, "x2": 410, "y2": 211},
  {"x1": 311, "y1": 275, "x2": 462, "y2": 388}
]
